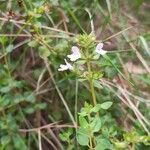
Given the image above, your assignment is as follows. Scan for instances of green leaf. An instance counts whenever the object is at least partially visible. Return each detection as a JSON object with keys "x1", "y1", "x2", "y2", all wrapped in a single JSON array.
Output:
[
  {"x1": 24, "y1": 92, "x2": 36, "y2": 103},
  {"x1": 0, "y1": 86, "x2": 11, "y2": 93},
  {"x1": 59, "y1": 133, "x2": 68, "y2": 142},
  {"x1": 79, "y1": 116, "x2": 88, "y2": 128},
  {"x1": 100, "y1": 101, "x2": 113, "y2": 110},
  {"x1": 59, "y1": 129, "x2": 73, "y2": 143},
  {"x1": 106, "y1": 0, "x2": 112, "y2": 17},
  {"x1": 91, "y1": 117, "x2": 101, "y2": 132},
  {"x1": 1, "y1": 135, "x2": 11, "y2": 146},
  {"x1": 76, "y1": 128, "x2": 89, "y2": 146},
  {"x1": 78, "y1": 78, "x2": 87, "y2": 82},
  {"x1": 28, "y1": 40, "x2": 38, "y2": 47},
  {"x1": 38, "y1": 46, "x2": 50, "y2": 58},
  {"x1": 24, "y1": 107, "x2": 35, "y2": 114},
  {"x1": 91, "y1": 104, "x2": 101, "y2": 113},
  {"x1": 0, "y1": 96, "x2": 10, "y2": 107},
  {"x1": 113, "y1": 141, "x2": 127, "y2": 149},
  {"x1": 93, "y1": 54, "x2": 100, "y2": 60},
  {"x1": 93, "y1": 80, "x2": 103, "y2": 89},
  {"x1": 139, "y1": 36, "x2": 150, "y2": 56},
  {"x1": 6, "y1": 44, "x2": 13, "y2": 53},
  {"x1": 33, "y1": 1, "x2": 44, "y2": 7},
  {"x1": 13, "y1": 135, "x2": 27, "y2": 150},
  {"x1": 95, "y1": 138, "x2": 113, "y2": 150},
  {"x1": 76, "y1": 60, "x2": 86, "y2": 65},
  {"x1": 35, "y1": 103, "x2": 47, "y2": 110},
  {"x1": 0, "y1": 80, "x2": 23, "y2": 93}
]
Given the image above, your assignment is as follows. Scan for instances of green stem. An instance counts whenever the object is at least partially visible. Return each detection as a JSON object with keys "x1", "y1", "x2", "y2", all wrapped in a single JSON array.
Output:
[
  {"x1": 132, "y1": 143, "x2": 135, "y2": 150},
  {"x1": 75, "y1": 79, "x2": 78, "y2": 124},
  {"x1": 1, "y1": 43, "x2": 11, "y2": 77},
  {"x1": 87, "y1": 61, "x2": 97, "y2": 106},
  {"x1": 89, "y1": 137, "x2": 93, "y2": 150}
]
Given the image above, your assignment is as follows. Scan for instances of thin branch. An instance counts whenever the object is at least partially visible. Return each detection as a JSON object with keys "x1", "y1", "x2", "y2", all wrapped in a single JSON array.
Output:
[
  {"x1": 38, "y1": 130, "x2": 42, "y2": 150},
  {"x1": 19, "y1": 124, "x2": 77, "y2": 133}
]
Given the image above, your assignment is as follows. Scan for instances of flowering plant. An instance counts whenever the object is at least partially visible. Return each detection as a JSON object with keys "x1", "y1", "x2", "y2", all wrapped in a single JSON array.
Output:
[{"x1": 58, "y1": 35, "x2": 107, "y2": 73}]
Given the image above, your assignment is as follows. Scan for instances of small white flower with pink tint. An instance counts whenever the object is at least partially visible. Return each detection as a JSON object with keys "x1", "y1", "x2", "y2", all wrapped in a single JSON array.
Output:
[
  {"x1": 67, "y1": 46, "x2": 81, "y2": 61},
  {"x1": 58, "y1": 59, "x2": 73, "y2": 71},
  {"x1": 95, "y1": 43, "x2": 107, "y2": 55}
]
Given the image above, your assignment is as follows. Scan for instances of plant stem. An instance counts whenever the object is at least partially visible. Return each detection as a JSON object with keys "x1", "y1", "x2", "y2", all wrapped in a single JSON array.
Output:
[
  {"x1": 75, "y1": 79, "x2": 78, "y2": 124},
  {"x1": 87, "y1": 61, "x2": 97, "y2": 106},
  {"x1": 132, "y1": 143, "x2": 135, "y2": 150},
  {"x1": 89, "y1": 137, "x2": 93, "y2": 150}
]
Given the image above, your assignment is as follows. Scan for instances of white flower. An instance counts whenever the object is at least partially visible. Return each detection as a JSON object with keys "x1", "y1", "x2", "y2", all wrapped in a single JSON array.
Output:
[
  {"x1": 58, "y1": 59, "x2": 73, "y2": 71},
  {"x1": 95, "y1": 43, "x2": 107, "y2": 55},
  {"x1": 67, "y1": 46, "x2": 81, "y2": 61}
]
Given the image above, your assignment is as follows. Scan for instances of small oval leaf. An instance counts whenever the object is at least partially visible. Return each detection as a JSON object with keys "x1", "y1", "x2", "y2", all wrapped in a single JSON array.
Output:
[{"x1": 100, "y1": 101, "x2": 113, "y2": 110}]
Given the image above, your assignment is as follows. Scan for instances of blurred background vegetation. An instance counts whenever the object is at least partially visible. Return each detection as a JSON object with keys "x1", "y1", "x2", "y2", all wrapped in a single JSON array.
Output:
[{"x1": 0, "y1": 0, "x2": 150, "y2": 149}]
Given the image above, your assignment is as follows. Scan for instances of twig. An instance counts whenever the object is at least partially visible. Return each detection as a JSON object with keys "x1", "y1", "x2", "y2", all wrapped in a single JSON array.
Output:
[
  {"x1": 19, "y1": 124, "x2": 77, "y2": 133},
  {"x1": 0, "y1": 16, "x2": 75, "y2": 36},
  {"x1": 41, "y1": 133, "x2": 58, "y2": 150},
  {"x1": 38, "y1": 130, "x2": 42, "y2": 150}
]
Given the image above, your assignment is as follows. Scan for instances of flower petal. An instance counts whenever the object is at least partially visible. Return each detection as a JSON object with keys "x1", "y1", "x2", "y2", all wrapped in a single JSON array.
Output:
[
  {"x1": 67, "y1": 46, "x2": 81, "y2": 61},
  {"x1": 95, "y1": 43, "x2": 107, "y2": 55},
  {"x1": 58, "y1": 59, "x2": 73, "y2": 71},
  {"x1": 67, "y1": 54, "x2": 79, "y2": 61},
  {"x1": 64, "y1": 59, "x2": 73, "y2": 70},
  {"x1": 99, "y1": 49, "x2": 107, "y2": 55},
  {"x1": 58, "y1": 64, "x2": 68, "y2": 71},
  {"x1": 71, "y1": 46, "x2": 80, "y2": 54},
  {"x1": 96, "y1": 43, "x2": 104, "y2": 50}
]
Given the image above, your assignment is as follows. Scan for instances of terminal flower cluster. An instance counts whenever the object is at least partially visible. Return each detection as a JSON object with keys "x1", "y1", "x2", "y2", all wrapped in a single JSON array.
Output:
[{"x1": 58, "y1": 43, "x2": 107, "y2": 71}]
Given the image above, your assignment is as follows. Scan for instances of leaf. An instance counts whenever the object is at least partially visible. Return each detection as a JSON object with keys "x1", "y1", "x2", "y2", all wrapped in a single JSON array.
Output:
[
  {"x1": 93, "y1": 54, "x2": 100, "y2": 60},
  {"x1": 28, "y1": 40, "x2": 38, "y2": 47},
  {"x1": 6, "y1": 44, "x2": 13, "y2": 53},
  {"x1": 35, "y1": 103, "x2": 47, "y2": 110},
  {"x1": 91, "y1": 104, "x2": 101, "y2": 113},
  {"x1": 38, "y1": 46, "x2": 50, "y2": 58},
  {"x1": 106, "y1": 0, "x2": 112, "y2": 17},
  {"x1": 78, "y1": 78, "x2": 87, "y2": 82},
  {"x1": 76, "y1": 60, "x2": 86, "y2": 65},
  {"x1": 59, "y1": 129, "x2": 73, "y2": 142},
  {"x1": 93, "y1": 80, "x2": 103, "y2": 89},
  {"x1": 0, "y1": 96, "x2": 10, "y2": 107},
  {"x1": 91, "y1": 117, "x2": 101, "y2": 133},
  {"x1": 0, "y1": 86, "x2": 11, "y2": 93},
  {"x1": 113, "y1": 141, "x2": 128, "y2": 149},
  {"x1": 24, "y1": 107, "x2": 35, "y2": 114},
  {"x1": 13, "y1": 135, "x2": 27, "y2": 150},
  {"x1": 76, "y1": 128, "x2": 89, "y2": 146},
  {"x1": 0, "y1": 80, "x2": 23, "y2": 93},
  {"x1": 139, "y1": 36, "x2": 150, "y2": 56},
  {"x1": 95, "y1": 138, "x2": 113, "y2": 150},
  {"x1": 1, "y1": 135, "x2": 11, "y2": 146},
  {"x1": 24, "y1": 92, "x2": 36, "y2": 103},
  {"x1": 33, "y1": 1, "x2": 44, "y2": 7},
  {"x1": 79, "y1": 116, "x2": 88, "y2": 128},
  {"x1": 100, "y1": 101, "x2": 113, "y2": 110},
  {"x1": 59, "y1": 133, "x2": 68, "y2": 142}
]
